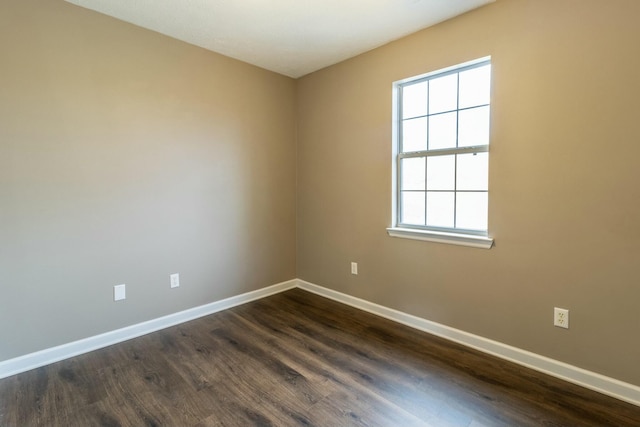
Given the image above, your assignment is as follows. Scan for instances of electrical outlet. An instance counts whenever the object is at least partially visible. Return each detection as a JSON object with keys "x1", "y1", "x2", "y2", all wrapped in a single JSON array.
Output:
[
  {"x1": 170, "y1": 273, "x2": 180, "y2": 288},
  {"x1": 114, "y1": 284, "x2": 126, "y2": 301},
  {"x1": 554, "y1": 307, "x2": 569, "y2": 329},
  {"x1": 351, "y1": 262, "x2": 358, "y2": 275}
]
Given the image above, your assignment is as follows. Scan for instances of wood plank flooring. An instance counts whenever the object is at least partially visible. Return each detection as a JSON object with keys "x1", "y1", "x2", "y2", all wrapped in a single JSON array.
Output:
[{"x1": 1, "y1": 288, "x2": 639, "y2": 426}]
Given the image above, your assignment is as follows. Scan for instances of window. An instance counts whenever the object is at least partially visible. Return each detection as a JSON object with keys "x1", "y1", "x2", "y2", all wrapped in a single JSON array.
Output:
[{"x1": 388, "y1": 58, "x2": 494, "y2": 249}]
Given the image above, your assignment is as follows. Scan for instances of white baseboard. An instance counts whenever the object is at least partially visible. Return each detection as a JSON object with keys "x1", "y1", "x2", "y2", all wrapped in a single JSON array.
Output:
[
  {"x1": 0, "y1": 279, "x2": 297, "y2": 380},
  {"x1": 2, "y1": 277, "x2": 639, "y2": 408},
  {"x1": 296, "y1": 279, "x2": 640, "y2": 407}
]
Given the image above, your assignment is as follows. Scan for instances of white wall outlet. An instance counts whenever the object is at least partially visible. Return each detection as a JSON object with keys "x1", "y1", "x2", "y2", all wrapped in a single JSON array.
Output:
[
  {"x1": 554, "y1": 307, "x2": 569, "y2": 329},
  {"x1": 351, "y1": 262, "x2": 358, "y2": 275},
  {"x1": 114, "y1": 284, "x2": 126, "y2": 301},
  {"x1": 170, "y1": 273, "x2": 180, "y2": 288}
]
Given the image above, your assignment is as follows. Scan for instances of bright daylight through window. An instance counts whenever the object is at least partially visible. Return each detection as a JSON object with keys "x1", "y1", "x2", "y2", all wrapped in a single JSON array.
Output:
[{"x1": 388, "y1": 58, "x2": 494, "y2": 249}]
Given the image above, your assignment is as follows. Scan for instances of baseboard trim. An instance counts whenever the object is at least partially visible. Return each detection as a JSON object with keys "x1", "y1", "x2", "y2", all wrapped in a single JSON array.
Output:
[
  {"x1": 3, "y1": 277, "x2": 639, "y2": 408},
  {"x1": 296, "y1": 279, "x2": 640, "y2": 407},
  {"x1": 0, "y1": 279, "x2": 297, "y2": 380}
]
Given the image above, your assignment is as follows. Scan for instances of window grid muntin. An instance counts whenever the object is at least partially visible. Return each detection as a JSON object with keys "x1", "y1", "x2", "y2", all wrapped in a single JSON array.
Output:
[{"x1": 397, "y1": 59, "x2": 490, "y2": 235}]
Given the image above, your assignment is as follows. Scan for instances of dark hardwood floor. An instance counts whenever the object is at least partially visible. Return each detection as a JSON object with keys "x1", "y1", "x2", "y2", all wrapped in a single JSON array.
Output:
[{"x1": 1, "y1": 288, "x2": 639, "y2": 426}]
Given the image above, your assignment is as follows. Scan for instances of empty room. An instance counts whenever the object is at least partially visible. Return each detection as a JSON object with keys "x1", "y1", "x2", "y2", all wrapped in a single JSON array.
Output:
[{"x1": 1, "y1": 0, "x2": 640, "y2": 425}]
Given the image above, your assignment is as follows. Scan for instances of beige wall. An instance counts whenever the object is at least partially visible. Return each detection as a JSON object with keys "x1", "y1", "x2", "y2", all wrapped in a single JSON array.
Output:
[
  {"x1": 297, "y1": 0, "x2": 640, "y2": 385},
  {"x1": 3, "y1": 0, "x2": 639, "y2": 390},
  {"x1": 0, "y1": 0, "x2": 296, "y2": 360}
]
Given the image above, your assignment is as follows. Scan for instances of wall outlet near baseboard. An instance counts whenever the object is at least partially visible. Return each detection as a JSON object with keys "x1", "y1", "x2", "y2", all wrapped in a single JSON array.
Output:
[
  {"x1": 554, "y1": 307, "x2": 569, "y2": 329},
  {"x1": 351, "y1": 262, "x2": 358, "y2": 275},
  {"x1": 114, "y1": 284, "x2": 126, "y2": 301},
  {"x1": 170, "y1": 273, "x2": 180, "y2": 288}
]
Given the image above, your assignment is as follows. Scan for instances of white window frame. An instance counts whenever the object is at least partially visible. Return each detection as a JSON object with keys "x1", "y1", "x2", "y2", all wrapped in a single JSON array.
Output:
[{"x1": 387, "y1": 57, "x2": 494, "y2": 249}]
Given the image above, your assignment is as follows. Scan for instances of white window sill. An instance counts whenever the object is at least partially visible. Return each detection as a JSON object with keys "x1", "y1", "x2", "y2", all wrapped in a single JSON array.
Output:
[{"x1": 386, "y1": 227, "x2": 494, "y2": 249}]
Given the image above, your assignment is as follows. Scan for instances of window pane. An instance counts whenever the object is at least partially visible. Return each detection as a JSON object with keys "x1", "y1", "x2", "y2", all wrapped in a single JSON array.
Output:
[
  {"x1": 401, "y1": 157, "x2": 426, "y2": 191},
  {"x1": 428, "y1": 112, "x2": 457, "y2": 150},
  {"x1": 456, "y1": 152, "x2": 488, "y2": 191},
  {"x1": 429, "y1": 74, "x2": 458, "y2": 114},
  {"x1": 456, "y1": 192, "x2": 488, "y2": 230},
  {"x1": 426, "y1": 155, "x2": 455, "y2": 190},
  {"x1": 426, "y1": 191, "x2": 454, "y2": 228},
  {"x1": 459, "y1": 64, "x2": 491, "y2": 109},
  {"x1": 458, "y1": 106, "x2": 490, "y2": 147},
  {"x1": 401, "y1": 192, "x2": 425, "y2": 225},
  {"x1": 402, "y1": 81, "x2": 428, "y2": 119},
  {"x1": 402, "y1": 117, "x2": 428, "y2": 152}
]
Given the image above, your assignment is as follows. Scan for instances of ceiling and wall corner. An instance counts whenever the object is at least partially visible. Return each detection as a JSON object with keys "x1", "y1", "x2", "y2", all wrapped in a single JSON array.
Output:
[{"x1": 63, "y1": 0, "x2": 494, "y2": 78}]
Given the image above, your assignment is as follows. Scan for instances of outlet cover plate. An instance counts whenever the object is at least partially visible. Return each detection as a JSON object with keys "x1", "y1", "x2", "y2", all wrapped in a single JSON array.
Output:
[
  {"x1": 170, "y1": 273, "x2": 180, "y2": 288},
  {"x1": 554, "y1": 307, "x2": 569, "y2": 329},
  {"x1": 114, "y1": 284, "x2": 126, "y2": 301}
]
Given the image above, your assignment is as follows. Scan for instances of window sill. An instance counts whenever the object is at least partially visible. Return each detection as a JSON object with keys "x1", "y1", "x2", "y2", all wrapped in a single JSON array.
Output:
[{"x1": 386, "y1": 227, "x2": 494, "y2": 249}]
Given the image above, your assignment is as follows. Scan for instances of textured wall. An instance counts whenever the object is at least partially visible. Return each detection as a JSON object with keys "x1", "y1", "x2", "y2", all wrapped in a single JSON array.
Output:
[
  {"x1": 296, "y1": 0, "x2": 640, "y2": 385},
  {"x1": 0, "y1": 0, "x2": 296, "y2": 360}
]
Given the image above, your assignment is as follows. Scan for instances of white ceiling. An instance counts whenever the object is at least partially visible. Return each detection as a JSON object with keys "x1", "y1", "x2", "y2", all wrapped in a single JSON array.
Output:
[{"x1": 65, "y1": 0, "x2": 494, "y2": 78}]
